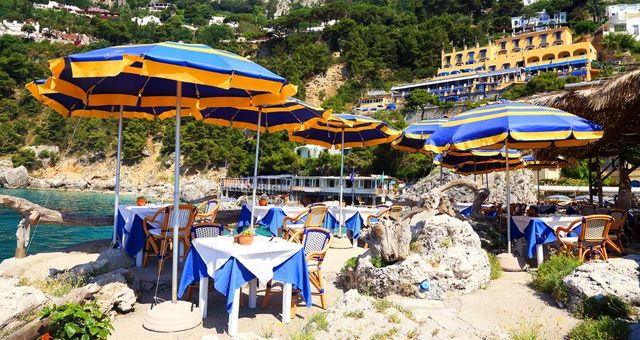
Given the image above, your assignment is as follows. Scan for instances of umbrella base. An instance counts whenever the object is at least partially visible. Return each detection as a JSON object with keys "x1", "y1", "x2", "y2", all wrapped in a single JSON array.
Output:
[{"x1": 143, "y1": 300, "x2": 202, "y2": 332}]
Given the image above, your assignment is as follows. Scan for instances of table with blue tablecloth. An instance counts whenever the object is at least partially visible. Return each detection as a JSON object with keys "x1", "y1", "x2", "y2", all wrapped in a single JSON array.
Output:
[
  {"x1": 178, "y1": 235, "x2": 311, "y2": 337},
  {"x1": 114, "y1": 204, "x2": 168, "y2": 266},
  {"x1": 453, "y1": 203, "x2": 494, "y2": 218},
  {"x1": 327, "y1": 206, "x2": 381, "y2": 246},
  {"x1": 510, "y1": 215, "x2": 581, "y2": 265},
  {"x1": 236, "y1": 205, "x2": 338, "y2": 235}
]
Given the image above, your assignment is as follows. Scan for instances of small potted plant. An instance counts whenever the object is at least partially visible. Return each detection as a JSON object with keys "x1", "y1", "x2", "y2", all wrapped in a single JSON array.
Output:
[
  {"x1": 258, "y1": 194, "x2": 269, "y2": 206},
  {"x1": 234, "y1": 229, "x2": 255, "y2": 245},
  {"x1": 136, "y1": 196, "x2": 147, "y2": 206}
]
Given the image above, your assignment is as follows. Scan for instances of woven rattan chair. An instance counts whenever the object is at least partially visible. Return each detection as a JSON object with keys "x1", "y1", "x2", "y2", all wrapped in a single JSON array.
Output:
[
  {"x1": 195, "y1": 199, "x2": 220, "y2": 224},
  {"x1": 608, "y1": 209, "x2": 628, "y2": 255},
  {"x1": 282, "y1": 205, "x2": 328, "y2": 243},
  {"x1": 555, "y1": 215, "x2": 613, "y2": 262},
  {"x1": 183, "y1": 223, "x2": 224, "y2": 300},
  {"x1": 142, "y1": 204, "x2": 197, "y2": 274},
  {"x1": 262, "y1": 227, "x2": 333, "y2": 314}
]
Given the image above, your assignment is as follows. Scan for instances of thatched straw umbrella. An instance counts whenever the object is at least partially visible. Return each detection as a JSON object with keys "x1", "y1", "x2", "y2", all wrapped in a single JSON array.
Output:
[{"x1": 527, "y1": 69, "x2": 640, "y2": 209}]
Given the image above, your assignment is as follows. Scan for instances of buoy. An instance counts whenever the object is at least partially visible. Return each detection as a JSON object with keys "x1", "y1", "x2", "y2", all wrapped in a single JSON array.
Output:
[{"x1": 420, "y1": 279, "x2": 430, "y2": 292}]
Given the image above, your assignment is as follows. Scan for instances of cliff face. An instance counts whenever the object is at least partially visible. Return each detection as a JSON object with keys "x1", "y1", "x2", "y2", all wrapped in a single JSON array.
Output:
[{"x1": 273, "y1": 0, "x2": 325, "y2": 17}]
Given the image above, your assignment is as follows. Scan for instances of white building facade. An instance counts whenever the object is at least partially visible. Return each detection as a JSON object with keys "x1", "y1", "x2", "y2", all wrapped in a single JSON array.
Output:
[{"x1": 605, "y1": 4, "x2": 640, "y2": 40}]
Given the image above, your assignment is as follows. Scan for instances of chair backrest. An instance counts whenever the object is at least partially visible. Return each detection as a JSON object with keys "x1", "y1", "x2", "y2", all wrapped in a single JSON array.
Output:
[
  {"x1": 191, "y1": 223, "x2": 224, "y2": 240},
  {"x1": 164, "y1": 204, "x2": 198, "y2": 232},
  {"x1": 302, "y1": 227, "x2": 332, "y2": 258},
  {"x1": 609, "y1": 209, "x2": 628, "y2": 231},
  {"x1": 305, "y1": 206, "x2": 328, "y2": 228},
  {"x1": 388, "y1": 206, "x2": 402, "y2": 220},
  {"x1": 579, "y1": 215, "x2": 613, "y2": 243}
]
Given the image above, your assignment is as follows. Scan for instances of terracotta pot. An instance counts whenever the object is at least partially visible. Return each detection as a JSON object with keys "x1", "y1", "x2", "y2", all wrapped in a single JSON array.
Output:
[
  {"x1": 235, "y1": 234, "x2": 254, "y2": 245},
  {"x1": 258, "y1": 199, "x2": 268, "y2": 206},
  {"x1": 136, "y1": 197, "x2": 147, "y2": 206}
]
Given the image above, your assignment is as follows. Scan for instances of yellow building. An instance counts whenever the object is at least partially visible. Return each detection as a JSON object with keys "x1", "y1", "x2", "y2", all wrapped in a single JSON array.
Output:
[
  {"x1": 354, "y1": 90, "x2": 396, "y2": 114},
  {"x1": 391, "y1": 27, "x2": 598, "y2": 102}
]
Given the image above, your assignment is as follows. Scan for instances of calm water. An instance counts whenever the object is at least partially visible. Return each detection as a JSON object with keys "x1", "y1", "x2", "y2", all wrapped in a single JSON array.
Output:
[{"x1": 0, "y1": 188, "x2": 136, "y2": 261}]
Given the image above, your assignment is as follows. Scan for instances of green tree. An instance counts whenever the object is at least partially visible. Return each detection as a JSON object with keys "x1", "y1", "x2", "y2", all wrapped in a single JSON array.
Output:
[
  {"x1": 197, "y1": 25, "x2": 233, "y2": 47},
  {"x1": 405, "y1": 89, "x2": 441, "y2": 120},
  {"x1": 121, "y1": 119, "x2": 148, "y2": 164},
  {"x1": 11, "y1": 148, "x2": 37, "y2": 169}
]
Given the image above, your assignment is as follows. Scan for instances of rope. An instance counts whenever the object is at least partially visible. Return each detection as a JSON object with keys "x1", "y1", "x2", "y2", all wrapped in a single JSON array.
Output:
[{"x1": 25, "y1": 191, "x2": 52, "y2": 255}]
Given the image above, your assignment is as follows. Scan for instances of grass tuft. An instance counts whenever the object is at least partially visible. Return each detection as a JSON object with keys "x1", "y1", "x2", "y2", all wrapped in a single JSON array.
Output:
[
  {"x1": 373, "y1": 298, "x2": 393, "y2": 312},
  {"x1": 308, "y1": 313, "x2": 329, "y2": 332},
  {"x1": 341, "y1": 256, "x2": 359, "y2": 273},
  {"x1": 486, "y1": 251, "x2": 502, "y2": 280},
  {"x1": 531, "y1": 254, "x2": 581, "y2": 305},
  {"x1": 575, "y1": 294, "x2": 636, "y2": 320},
  {"x1": 344, "y1": 310, "x2": 365, "y2": 319},
  {"x1": 370, "y1": 327, "x2": 399, "y2": 340},
  {"x1": 568, "y1": 316, "x2": 630, "y2": 340},
  {"x1": 508, "y1": 322, "x2": 543, "y2": 340},
  {"x1": 387, "y1": 313, "x2": 400, "y2": 323}
]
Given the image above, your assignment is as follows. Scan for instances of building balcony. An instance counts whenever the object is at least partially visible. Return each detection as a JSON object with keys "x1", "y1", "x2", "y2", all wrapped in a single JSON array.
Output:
[
  {"x1": 539, "y1": 42, "x2": 549, "y2": 48},
  {"x1": 479, "y1": 57, "x2": 487, "y2": 62},
  {"x1": 512, "y1": 47, "x2": 521, "y2": 52},
  {"x1": 444, "y1": 63, "x2": 452, "y2": 68},
  {"x1": 498, "y1": 49, "x2": 507, "y2": 55},
  {"x1": 553, "y1": 40, "x2": 564, "y2": 46},
  {"x1": 455, "y1": 61, "x2": 463, "y2": 66}
]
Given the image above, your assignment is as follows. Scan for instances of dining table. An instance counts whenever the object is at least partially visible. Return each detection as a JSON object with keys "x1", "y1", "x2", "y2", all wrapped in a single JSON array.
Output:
[
  {"x1": 236, "y1": 204, "x2": 338, "y2": 235},
  {"x1": 510, "y1": 214, "x2": 582, "y2": 266},
  {"x1": 115, "y1": 203, "x2": 169, "y2": 266},
  {"x1": 326, "y1": 205, "x2": 382, "y2": 247},
  {"x1": 178, "y1": 235, "x2": 311, "y2": 337}
]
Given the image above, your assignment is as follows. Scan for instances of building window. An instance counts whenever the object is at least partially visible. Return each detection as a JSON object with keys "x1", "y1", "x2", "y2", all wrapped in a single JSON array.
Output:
[
  {"x1": 634, "y1": 25, "x2": 639, "y2": 35},
  {"x1": 513, "y1": 39, "x2": 519, "y2": 48},
  {"x1": 479, "y1": 49, "x2": 487, "y2": 59},
  {"x1": 500, "y1": 41, "x2": 506, "y2": 50},
  {"x1": 540, "y1": 34, "x2": 547, "y2": 43},
  {"x1": 445, "y1": 56, "x2": 451, "y2": 66},
  {"x1": 554, "y1": 31, "x2": 562, "y2": 41},
  {"x1": 614, "y1": 24, "x2": 627, "y2": 32},
  {"x1": 467, "y1": 51, "x2": 475, "y2": 63},
  {"x1": 456, "y1": 54, "x2": 462, "y2": 65},
  {"x1": 526, "y1": 37, "x2": 533, "y2": 46}
]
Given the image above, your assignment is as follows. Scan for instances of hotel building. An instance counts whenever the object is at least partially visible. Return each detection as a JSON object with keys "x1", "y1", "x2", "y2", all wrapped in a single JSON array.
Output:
[{"x1": 391, "y1": 27, "x2": 598, "y2": 103}]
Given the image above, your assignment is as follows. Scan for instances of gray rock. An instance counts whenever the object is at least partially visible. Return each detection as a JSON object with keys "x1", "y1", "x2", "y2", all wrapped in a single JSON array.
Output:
[
  {"x1": 342, "y1": 213, "x2": 490, "y2": 300},
  {"x1": 29, "y1": 177, "x2": 51, "y2": 189},
  {"x1": 91, "y1": 178, "x2": 115, "y2": 190},
  {"x1": 0, "y1": 277, "x2": 49, "y2": 330},
  {"x1": 563, "y1": 255, "x2": 640, "y2": 309},
  {"x1": 64, "y1": 178, "x2": 89, "y2": 189},
  {"x1": 46, "y1": 176, "x2": 65, "y2": 188},
  {"x1": 25, "y1": 145, "x2": 59, "y2": 155},
  {"x1": 4, "y1": 166, "x2": 29, "y2": 188},
  {"x1": 96, "y1": 248, "x2": 134, "y2": 270},
  {"x1": 90, "y1": 268, "x2": 140, "y2": 292},
  {"x1": 95, "y1": 281, "x2": 137, "y2": 313},
  {"x1": 181, "y1": 178, "x2": 219, "y2": 202}
]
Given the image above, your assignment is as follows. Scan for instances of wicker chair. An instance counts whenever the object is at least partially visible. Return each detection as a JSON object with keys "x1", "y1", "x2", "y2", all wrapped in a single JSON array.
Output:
[
  {"x1": 142, "y1": 204, "x2": 197, "y2": 274},
  {"x1": 608, "y1": 209, "x2": 628, "y2": 255},
  {"x1": 282, "y1": 205, "x2": 328, "y2": 243},
  {"x1": 555, "y1": 215, "x2": 613, "y2": 262},
  {"x1": 262, "y1": 227, "x2": 333, "y2": 314},
  {"x1": 183, "y1": 223, "x2": 225, "y2": 300},
  {"x1": 195, "y1": 199, "x2": 220, "y2": 224},
  {"x1": 579, "y1": 204, "x2": 597, "y2": 216}
]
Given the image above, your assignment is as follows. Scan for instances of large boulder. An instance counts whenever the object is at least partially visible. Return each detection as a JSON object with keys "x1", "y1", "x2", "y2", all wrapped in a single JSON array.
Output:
[
  {"x1": 96, "y1": 248, "x2": 135, "y2": 270},
  {"x1": 92, "y1": 270, "x2": 138, "y2": 314},
  {"x1": 180, "y1": 178, "x2": 219, "y2": 202},
  {"x1": 4, "y1": 166, "x2": 29, "y2": 188},
  {"x1": 0, "y1": 277, "x2": 49, "y2": 330},
  {"x1": 91, "y1": 178, "x2": 115, "y2": 191},
  {"x1": 398, "y1": 167, "x2": 536, "y2": 205},
  {"x1": 29, "y1": 177, "x2": 51, "y2": 189},
  {"x1": 343, "y1": 212, "x2": 490, "y2": 299},
  {"x1": 64, "y1": 178, "x2": 89, "y2": 189},
  {"x1": 46, "y1": 176, "x2": 65, "y2": 188},
  {"x1": 563, "y1": 255, "x2": 640, "y2": 309}
]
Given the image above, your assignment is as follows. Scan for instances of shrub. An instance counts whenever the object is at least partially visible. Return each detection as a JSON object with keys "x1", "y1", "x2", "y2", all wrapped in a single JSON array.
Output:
[
  {"x1": 40, "y1": 302, "x2": 113, "y2": 340},
  {"x1": 575, "y1": 295, "x2": 635, "y2": 320},
  {"x1": 343, "y1": 310, "x2": 364, "y2": 319},
  {"x1": 531, "y1": 254, "x2": 581, "y2": 305},
  {"x1": 486, "y1": 251, "x2": 502, "y2": 280},
  {"x1": 341, "y1": 256, "x2": 359, "y2": 273},
  {"x1": 12, "y1": 148, "x2": 37, "y2": 169},
  {"x1": 308, "y1": 313, "x2": 328, "y2": 332},
  {"x1": 567, "y1": 316, "x2": 630, "y2": 340},
  {"x1": 508, "y1": 321, "x2": 542, "y2": 340}
]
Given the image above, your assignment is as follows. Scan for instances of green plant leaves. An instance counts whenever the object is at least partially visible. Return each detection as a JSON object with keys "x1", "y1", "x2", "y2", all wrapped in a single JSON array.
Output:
[{"x1": 64, "y1": 322, "x2": 81, "y2": 337}]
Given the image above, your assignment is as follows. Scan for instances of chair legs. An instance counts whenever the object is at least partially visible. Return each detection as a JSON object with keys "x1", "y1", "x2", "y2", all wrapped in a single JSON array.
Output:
[
  {"x1": 578, "y1": 244, "x2": 608, "y2": 262},
  {"x1": 261, "y1": 281, "x2": 298, "y2": 315},
  {"x1": 309, "y1": 269, "x2": 327, "y2": 309}
]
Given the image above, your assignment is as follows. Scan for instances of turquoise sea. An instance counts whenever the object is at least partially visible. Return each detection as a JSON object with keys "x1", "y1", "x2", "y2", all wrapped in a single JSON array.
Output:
[{"x1": 0, "y1": 188, "x2": 135, "y2": 261}]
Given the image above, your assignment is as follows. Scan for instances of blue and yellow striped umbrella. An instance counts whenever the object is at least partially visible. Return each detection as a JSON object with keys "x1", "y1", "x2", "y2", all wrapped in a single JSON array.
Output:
[
  {"x1": 423, "y1": 102, "x2": 604, "y2": 153},
  {"x1": 435, "y1": 149, "x2": 524, "y2": 175},
  {"x1": 288, "y1": 114, "x2": 401, "y2": 149},
  {"x1": 200, "y1": 98, "x2": 331, "y2": 132},
  {"x1": 26, "y1": 79, "x2": 187, "y2": 120},
  {"x1": 391, "y1": 119, "x2": 446, "y2": 152},
  {"x1": 521, "y1": 155, "x2": 568, "y2": 170},
  {"x1": 40, "y1": 42, "x2": 297, "y2": 113}
]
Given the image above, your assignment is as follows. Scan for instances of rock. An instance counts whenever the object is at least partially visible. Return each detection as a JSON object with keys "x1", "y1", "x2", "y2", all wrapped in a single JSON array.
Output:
[
  {"x1": 563, "y1": 255, "x2": 640, "y2": 309},
  {"x1": 94, "y1": 281, "x2": 137, "y2": 313},
  {"x1": 64, "y1": 178, "x2": 89, "y2": 189},
  {"x1": 0, "y1": 160, "x2": 12, "y2": 167},
  {"x1": 68, "y1": 259, "x2": 109, "y2": 278},
  {"x1": 96, "y1": 248, "x2": 135, "y2": 270},
  {"x1": 181, "y1": 178, "x2": 219, "y2": 202},
  {"x1": 46, "y1": 176, "x2": 65, "y2": 188},
  {"x1": 342, "y1": 213, "x2": 490, "y2": 300},
  {"x1": 90, "y1": 268, "x2": 140, "y2": 293},
  {"x1": 29, "y1": 177, "x2": 51, "y2": 189},
  {"x1": 0, "y1": 277, "x2": 49, "y2": 330},
  {"x1": 4, "y1": 166, "x2": 29, "y2": 188},
  {"x1": 24, "y1": 145, "x2": 59, "y2": 155},
  {"x1": 91, "y1": 178, "x2": 115, "y2": 191},
  {"x1": 397, "y1": 167, "x2": 537, "y2": 206},
  {"x1": 361, "y1": 217, "x2": 411, "y2": 263}
]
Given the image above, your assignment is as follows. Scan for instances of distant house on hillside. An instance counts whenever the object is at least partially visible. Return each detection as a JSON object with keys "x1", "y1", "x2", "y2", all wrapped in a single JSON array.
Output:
[
  {"x1": 353, "y1": 90, "x2": 396, "y2": 114},
  {"x1": 603, "y1": 4, "x2": 640, "y2": 40},
  {"x1": 132, "y1": 15, "x2": 161, "y2": 26}
]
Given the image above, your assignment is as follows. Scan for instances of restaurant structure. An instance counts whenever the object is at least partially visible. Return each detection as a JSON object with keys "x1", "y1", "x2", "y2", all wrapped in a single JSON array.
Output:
[{"x1": 391, "y1": 27, "x2": 598, "y2": 102}]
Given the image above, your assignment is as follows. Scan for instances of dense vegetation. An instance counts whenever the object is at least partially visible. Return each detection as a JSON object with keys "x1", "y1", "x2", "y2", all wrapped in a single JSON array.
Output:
[{"x1": 0, "y1": 0, "x2": 634, "y2": 180}]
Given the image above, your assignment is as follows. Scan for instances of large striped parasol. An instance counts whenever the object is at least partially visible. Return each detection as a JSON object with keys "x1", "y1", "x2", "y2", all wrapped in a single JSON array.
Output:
[{"x1": 391, "y1": 119, "x2": 446, "y2": 153}]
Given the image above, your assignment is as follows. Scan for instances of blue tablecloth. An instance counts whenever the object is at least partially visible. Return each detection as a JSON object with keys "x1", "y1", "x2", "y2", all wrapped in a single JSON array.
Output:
[
  {"x1": 178, "y1": 247, "x2": 312, "y2": 313},
  {"x1": 345, "y1": 212, "x2": 364, "y2": 240},
  {"x1": 237, "y1": 205, "x2": 339, "y2": 236},
  {"x1": 510, "y1": 217, "x2": 581, "y2": 258},
  {"x1": 115, "y1": 211, "x2": 147, "y2": 257}
]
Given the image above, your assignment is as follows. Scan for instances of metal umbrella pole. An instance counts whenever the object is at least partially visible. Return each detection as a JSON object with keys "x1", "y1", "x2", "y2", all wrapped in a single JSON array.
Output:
[
  {"x1": 505, "y1": 141, "x2": 511, "y2": 254},
  {"x1": 111, "y1": 105, "x2": 123, "y2": 247},
  {"x1": 249, "y1": 109, "x2": 263, "y2": 233},
  {"x1": 338, "y1": 128, "x2": 345, "y2": 237},
  {"x1": 171, "y1": 82, "x2": 182, "y2": 304}
]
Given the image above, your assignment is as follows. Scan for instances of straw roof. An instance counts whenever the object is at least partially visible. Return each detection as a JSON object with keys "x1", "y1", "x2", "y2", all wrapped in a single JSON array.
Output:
[{"x1": 527, "y1": 69, "x2": 640, "y2": 159}]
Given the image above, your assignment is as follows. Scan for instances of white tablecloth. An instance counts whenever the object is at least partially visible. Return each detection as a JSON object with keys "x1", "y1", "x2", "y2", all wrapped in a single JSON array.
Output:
[
  {"x1": 118, "y1": 204, "x2": 168, "y2": 233},
  {"x1": 327, "y1": 205, "x2": 381, "y2": 224},
  {"x1": 192, "y1": 235, "x2": 302, "y2": 283},
  {"x1": 511, "y1": 215, "x2": 581, "y2": 233},
  {"x1": 453, "y1": 203, "x2": 493, "y2": 211}
]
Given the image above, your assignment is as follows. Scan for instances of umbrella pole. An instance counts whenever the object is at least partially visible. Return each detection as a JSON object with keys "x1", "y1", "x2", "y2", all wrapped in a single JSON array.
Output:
[
  {"x1": 339, "y1": 128, "x2": 345, "y2": 237},
  {"x1": 505, "y1": 141, "x2": 511, "y2": 254},
  {"x1": 111, "y1": 105, "x2": 123, "y2": 247},
  {"x1": 249, "y1": 109, "x2": 262, "y2": 234},
  {"x1": 537, "y1": 168, "x2": 540, "y2": 202},
  {"x1": 171, "y1": 81, "x2": 182, "y2": 304}
]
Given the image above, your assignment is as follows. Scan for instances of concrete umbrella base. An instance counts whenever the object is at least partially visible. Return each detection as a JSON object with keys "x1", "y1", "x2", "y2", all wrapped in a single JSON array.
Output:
[{"x1": 143, "y1": 301, "x2": 202, "y2": 332}]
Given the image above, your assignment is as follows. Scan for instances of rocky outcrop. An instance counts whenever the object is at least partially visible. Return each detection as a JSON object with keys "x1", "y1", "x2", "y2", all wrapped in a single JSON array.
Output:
[
  {"x1": 563, "y1": 256, "x2": 640, "y2": 309},
  {"x1": 4, "y1": 166, "x2": 29, "y2": 188},
  {"x1": 398, "y1": 167, "x2": 537, "y2": 206},
  {"x1": 342, "y1": 213, "x2": 490, "y2": 300},
  {"x1": 28, "y1": 178, "x2": 51, "y2": 189},
  {"x1": 91, "y1": 268, "x2": 139, "y2": 314},
  {"x1": 0, "y1": 277, "x2": 49, "y2": 330},
  {"x1": 91, "y1": 178, "x2": 115, "y2": 191}
]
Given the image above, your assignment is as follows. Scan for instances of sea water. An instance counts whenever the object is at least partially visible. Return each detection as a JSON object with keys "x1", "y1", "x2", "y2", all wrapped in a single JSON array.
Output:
[{"x1": 0, "y1": 188, "x2": 135, "y2": 261}]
